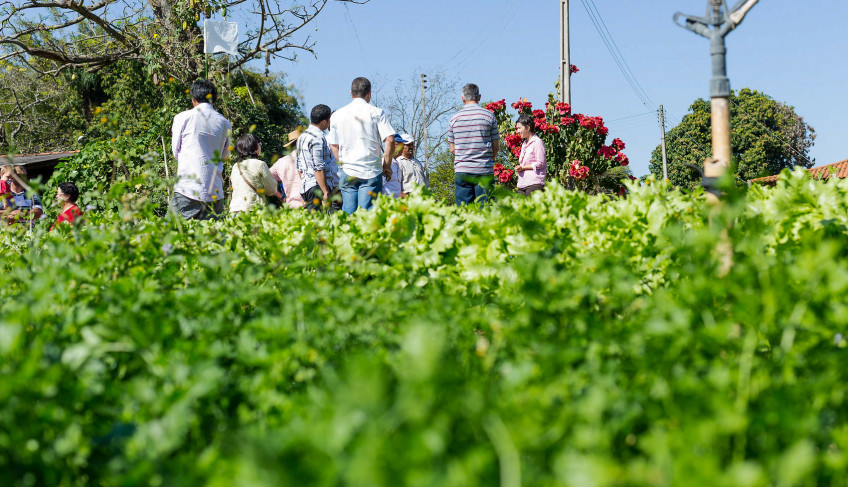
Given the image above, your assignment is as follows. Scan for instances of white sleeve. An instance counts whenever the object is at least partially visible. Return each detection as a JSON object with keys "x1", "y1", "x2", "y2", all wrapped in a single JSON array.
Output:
[{"x1": 376, "y1": 109, "x2": 395, "y2": 141}]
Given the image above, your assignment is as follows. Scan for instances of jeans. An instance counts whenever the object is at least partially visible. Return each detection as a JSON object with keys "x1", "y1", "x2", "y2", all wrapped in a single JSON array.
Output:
[
  {"x1": 455, "y1": 172, "x2": 493, "y2": 206},
  {"x1": 339, "y1": 168, "x2": 383, "y2": 214}
]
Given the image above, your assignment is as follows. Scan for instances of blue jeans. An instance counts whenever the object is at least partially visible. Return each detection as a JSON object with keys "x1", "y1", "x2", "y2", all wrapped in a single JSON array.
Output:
[
  {"x1": 455, "y1": 172, "x2": 493, "y2": 206},
  {"x1": 339, "y1": 168, "x2": 383, "y2": 214}
]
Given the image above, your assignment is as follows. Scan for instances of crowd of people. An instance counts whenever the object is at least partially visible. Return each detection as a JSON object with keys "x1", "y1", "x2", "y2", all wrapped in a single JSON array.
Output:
[{"x1": 1, "y1": 76, "x2": 550, "y2": 226}]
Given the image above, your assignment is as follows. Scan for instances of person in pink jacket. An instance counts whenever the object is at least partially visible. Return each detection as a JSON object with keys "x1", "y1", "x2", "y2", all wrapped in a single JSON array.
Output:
[
  {"x1": 270, "y1": 128, "x2": 305, "y2": 209},
  {"x1": 514, "y1": 113, "x2": 547, "y2": 196}
]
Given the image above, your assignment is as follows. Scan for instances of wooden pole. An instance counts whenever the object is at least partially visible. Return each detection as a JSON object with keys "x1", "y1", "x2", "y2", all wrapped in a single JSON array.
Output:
[
  {"x1": 420, "y1": 74, "x2": 429, "y2": 179},
  {"x1": 659, "y1": 105, "x2": 668, "y2": 181},
  {"x1": 708, "y1": 97, "x2": 731, "y2": 177}
]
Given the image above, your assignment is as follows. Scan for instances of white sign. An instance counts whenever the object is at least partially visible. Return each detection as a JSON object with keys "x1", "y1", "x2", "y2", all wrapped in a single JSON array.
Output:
[{"x1": 203, "y1": 21, "x2": 239, "y2": 56}]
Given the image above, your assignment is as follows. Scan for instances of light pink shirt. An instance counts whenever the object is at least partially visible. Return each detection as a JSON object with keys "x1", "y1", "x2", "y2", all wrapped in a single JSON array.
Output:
[
  {"x1": 270, "y1": 154, "x2": 304, "y2": 208},
  {"x1": 516, "y1": 135, "x2": 546, "y2": 188}
]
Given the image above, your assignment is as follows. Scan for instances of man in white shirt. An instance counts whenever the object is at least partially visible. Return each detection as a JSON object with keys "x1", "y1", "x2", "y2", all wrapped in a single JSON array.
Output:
[
  {"x1": 327, "y1": 77, "x2": 396, "y2": 213},
  {"x1": 170, "y1": 80, "x2": 232, "y2": 220},
  {"x1": 395, "y1": 133, "x2": 428, "y2": 196}
]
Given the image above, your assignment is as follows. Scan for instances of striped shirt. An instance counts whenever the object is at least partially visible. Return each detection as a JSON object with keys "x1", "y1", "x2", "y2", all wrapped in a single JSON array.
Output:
[
  {"x1": 296, "y1": 124, "x2": 339, "y2": 195},
  {"x1": 448, "y1": 104, "x2": 499, "y2": 175}
]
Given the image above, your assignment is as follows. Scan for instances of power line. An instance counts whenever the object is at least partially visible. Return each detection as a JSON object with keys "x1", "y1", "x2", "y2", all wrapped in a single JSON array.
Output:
[
  {"x1": 451, "y1": 0, "x2": 528, "y2": 75},
  {"x1": 578, "y1": 0, "x2": 655, "y2": 109},
  {"x1": 585, "y1": 0, "x2": 656, "y2": 108}
]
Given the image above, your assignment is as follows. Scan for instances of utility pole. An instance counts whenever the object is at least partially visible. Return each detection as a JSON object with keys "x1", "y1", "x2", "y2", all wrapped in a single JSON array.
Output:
[
  {"x1": 674, "y1": 0, "x2": 759, "y2": 200},
  {"x1": 659, "y1": 105, "x2": 668, "y2": 181},
  {"x1": 560, "y1": 0, "x2": 570, "y2": 105},
  {"x1": 420, "y1": 73, "x2": 429, "y2": 177}
]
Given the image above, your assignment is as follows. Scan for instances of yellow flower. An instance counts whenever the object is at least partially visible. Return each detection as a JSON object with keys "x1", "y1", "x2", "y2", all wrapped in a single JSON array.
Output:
[
  {"x1": 313, "y1": 198, "x2": 320, "y2": 205},
  {"x1": 168, "y1": 77, "x2": 175, "y2": 83},
  {"x1": 228, "y1": 145, "x2": 234, "y2": 152},
  {"x1": 110, "y1": 138, "x2": 116, "y2": 143},
  {"x1": 257, "y1": 188, "x2": 265, "y2": 194},
  {"x1": 185, "y1": 89, "x2": 190, "y2": 94},
  {"x1": 100, "y1": 117, "x2": 108, "y2": 123},
  {"x1": 205, "y1": 93, "x2": 213, "y2": 99},
  {"x1": 212, "y1": 195, "x2": 217, "y2": 200},
  {"x1": 94, "y1": 107, "x2": 102, "y2": 114},
  {"x1": 124, "y1": 130, "x2": 131, "y2": 136},
  {"x1": 153, "y1": 33, "x2": 158, "y2": 39}
]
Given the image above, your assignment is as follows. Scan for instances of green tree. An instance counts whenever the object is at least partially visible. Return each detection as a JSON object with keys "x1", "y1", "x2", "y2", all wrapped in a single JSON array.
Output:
[{"x1": 650, "y1": 88, "x2": 816, "y2": 190}]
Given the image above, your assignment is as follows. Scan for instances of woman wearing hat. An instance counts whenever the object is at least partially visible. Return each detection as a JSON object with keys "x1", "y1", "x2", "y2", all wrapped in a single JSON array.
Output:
[{"x1": 269, "y1": 127, "x2": 305, "y2": 208}]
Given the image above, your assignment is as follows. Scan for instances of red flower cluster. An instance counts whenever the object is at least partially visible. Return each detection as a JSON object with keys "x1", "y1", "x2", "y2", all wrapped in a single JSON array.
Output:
[
  {"x1": 484, "y1": 99, "x2": 506, "y2": 113},
  {"x1": 597, "y1": 145, "x2": 616, "y2": 160},
  {"x1": 615, "y1": 152, "x2": 629, "y2": 167},
  {"x1": 570, "y1": 64, "x2": 579, "y2": 74},
  {"x1": 554, "y1": 102, "x2": 571, "y2": 115},
  {"x1": 569, "y1": 160, "x2": 589, "y2": 180},
  {"x1": 560, "y1": 116, "x2": 575, "y2": 126},
  {"x1": 504, "y1": 133, "x2": 522, "y2": 149},
  {"x1": 512, "y1": 99, "x2": 532, "y2": 112},
  {"x1": 611, "y1": 138, "x2": 625, "y2": 151},
  {"x1": 493, "y1": 163, "x2": 514, "y2": 183},
  {"x1": 532, "y1": 109, "x2": 546, "y2": 119}
]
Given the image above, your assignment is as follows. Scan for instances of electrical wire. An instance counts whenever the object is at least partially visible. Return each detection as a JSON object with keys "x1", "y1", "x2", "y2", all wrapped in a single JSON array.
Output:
[{"x1": 578, "y1": 0, "x2": 656, "y2": 109}]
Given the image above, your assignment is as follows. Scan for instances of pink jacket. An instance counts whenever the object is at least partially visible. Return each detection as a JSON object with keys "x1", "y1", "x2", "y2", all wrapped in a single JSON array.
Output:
[{"x1": 270, "y1": 154, "x2": 305, "y2": 208}]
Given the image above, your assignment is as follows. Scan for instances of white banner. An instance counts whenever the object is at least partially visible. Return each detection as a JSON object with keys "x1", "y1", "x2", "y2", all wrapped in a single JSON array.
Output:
[{"x1": 203, "y1": 21, "x2": 239, "y2": 56}]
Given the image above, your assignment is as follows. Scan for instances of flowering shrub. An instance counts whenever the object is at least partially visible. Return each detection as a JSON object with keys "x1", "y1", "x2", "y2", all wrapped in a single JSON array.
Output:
[
  {"x1": 484, "y1": 72, "x2": 631, "y2": 195},
  {"x1": 493, "y1": 163, "x2": 515, "y2": 187}
]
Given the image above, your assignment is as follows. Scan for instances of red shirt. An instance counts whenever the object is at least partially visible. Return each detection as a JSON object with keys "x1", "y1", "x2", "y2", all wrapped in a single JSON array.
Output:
[{"x1": 50, "y1": 204, "x2": 83, "y2": 231}]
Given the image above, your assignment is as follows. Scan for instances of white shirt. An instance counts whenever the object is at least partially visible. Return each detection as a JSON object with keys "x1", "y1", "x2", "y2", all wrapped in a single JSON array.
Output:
[
  {"x1": 326, "y1": 97, "x2": 395, "y2": 180},
  {"x1": 172, "y1": 103, "x2": 232, "y2": 202},
  {"x1": 229, "y1": 158, "x2": 279, "y2": 213},
  {"x1": 397, "y1": 155, "x2": 428, "y2": 193},
  {"x1": 382, "y1": 160, "x2": 402, "y2": 198}
]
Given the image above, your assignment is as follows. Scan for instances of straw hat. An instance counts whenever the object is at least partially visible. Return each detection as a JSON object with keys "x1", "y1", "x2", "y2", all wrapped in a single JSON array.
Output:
[{"x1": 283, "y1": 127, "x2": 304, "y2": 148}]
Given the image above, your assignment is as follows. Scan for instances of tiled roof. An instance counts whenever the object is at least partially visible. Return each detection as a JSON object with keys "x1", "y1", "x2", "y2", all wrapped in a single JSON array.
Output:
[{"x1": 750, "y1": 158, "x2": 848, "y2": 185}]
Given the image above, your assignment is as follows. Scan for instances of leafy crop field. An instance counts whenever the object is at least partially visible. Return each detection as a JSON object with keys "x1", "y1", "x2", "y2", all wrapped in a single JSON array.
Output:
[{"x1": 2, "y1": 172, "x2": 848, "y2": 486}]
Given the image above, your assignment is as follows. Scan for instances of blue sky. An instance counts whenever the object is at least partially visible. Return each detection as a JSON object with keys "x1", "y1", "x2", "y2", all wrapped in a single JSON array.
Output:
[{"x1": 269, "y1": 0, "x2": 847, "y2": 177}]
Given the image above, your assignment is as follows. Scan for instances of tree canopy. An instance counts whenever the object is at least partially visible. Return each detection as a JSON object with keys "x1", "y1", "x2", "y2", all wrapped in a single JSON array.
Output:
[
  {"x1": 0, "y1": 0, "x2": 366, "y2": 79},
  {"x1": 649, "y1": 88, "x2": 816, "y2": 189}
]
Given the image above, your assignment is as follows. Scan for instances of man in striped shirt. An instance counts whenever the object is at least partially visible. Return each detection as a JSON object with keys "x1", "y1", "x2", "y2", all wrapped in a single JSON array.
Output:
[{"x1": 448, "y1": 83, "x2": 500, "y2": 206}]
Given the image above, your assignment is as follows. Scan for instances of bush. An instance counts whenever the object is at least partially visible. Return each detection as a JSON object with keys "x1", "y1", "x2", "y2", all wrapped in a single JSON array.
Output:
[{"x1": 2, "y1": 170, "x2": 848, "y2": 486}]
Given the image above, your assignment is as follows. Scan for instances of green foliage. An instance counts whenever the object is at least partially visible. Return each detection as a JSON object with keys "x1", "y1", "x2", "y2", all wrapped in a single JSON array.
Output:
[
  {"x1": 427, "y1": 147, "x2": 457, "y2": 205},
  {"x1": 650, "y1": 88, "x2": 816, "y2": 190},
  {"x1": 3, "y1": 169, "x2": 848, "y2": 486}
]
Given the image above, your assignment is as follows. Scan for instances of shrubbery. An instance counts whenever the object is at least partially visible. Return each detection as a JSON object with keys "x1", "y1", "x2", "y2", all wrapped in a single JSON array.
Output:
[{"x1": 2, "y1": 168, "x2": 848, "y2": 485}]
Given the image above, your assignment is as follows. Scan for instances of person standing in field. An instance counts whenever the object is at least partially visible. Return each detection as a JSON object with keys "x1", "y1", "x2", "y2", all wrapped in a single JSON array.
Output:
[
  {"x1": 2, "y1": 166, "x2": 43, "y2": 225},
  {"x1": 170, "y1": 79, "x2": 232, "y2": 220},
  {"x1": 269, "y1": 128, "x2": 305, "y2": 209},
  {"x1": 49, "y1": 182, "x2": 83, "y2": 231},
  {"x1": 297, "y1": 104, "x2": 341, "y2": 213},
  {"x1": 513, "y1": 114, "x2": 547, "y2": 196},
  {"x1": 448, "y1": 83, "x2": 500, "y2": 206},
  {"x1": 228, "y1": 134, "x2": 282, "y2": 214},
  {"x1": 327, "y1": 77, "x2": 396, "y2": 213},
  {"x1": 395, "y1": 133, "x2": 428, "y2": 196}
]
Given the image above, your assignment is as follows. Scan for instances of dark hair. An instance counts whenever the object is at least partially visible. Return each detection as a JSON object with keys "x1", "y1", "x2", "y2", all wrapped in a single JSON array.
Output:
[
  {"x1": 462, "y1": 83, "x2": 480, "y2": 101},
  {"x1": 351, "y1": 77, "x2": 371, "y2": 98},
  {"x1": 58, "y1": 182, "x2": 79, "y2": 203},
  {"x1": 311, "y1": 104, "x2": 332, "y2": 125},
  {"x1": 516, "y1": 114, "x2": 536, "y2": 133},
  {"x1": 190, "y1": 79, "x2": 217, "y2": 104},
  {"x1": 235, "y1": 133, "x2": 260, "y2": 162}
]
